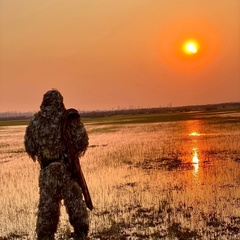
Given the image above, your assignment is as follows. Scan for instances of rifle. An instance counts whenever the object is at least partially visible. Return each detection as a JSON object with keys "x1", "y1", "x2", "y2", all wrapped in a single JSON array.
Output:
[{"x1": 62, "y1": 109, "x2": 93, "y2": 211}]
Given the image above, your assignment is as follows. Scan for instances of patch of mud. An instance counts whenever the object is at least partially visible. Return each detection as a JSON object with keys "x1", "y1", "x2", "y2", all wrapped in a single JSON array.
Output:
[
  {"x1": 89, "y1": 144, "x2": 108, "y2": 148},
  {"x1": 136, "y1": 157, "x2": 182, "y2": 171}
]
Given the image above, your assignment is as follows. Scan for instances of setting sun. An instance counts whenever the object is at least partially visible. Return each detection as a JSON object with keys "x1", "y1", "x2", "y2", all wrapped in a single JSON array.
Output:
[{"x1": 183, "y1": 40, "x2": 199, "y2": 55}]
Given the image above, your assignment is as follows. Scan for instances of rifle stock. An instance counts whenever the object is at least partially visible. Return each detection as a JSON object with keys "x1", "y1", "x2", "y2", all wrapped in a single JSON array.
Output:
[{"x1": 73, "y1": 156, "x2": 93, "y2": 211}]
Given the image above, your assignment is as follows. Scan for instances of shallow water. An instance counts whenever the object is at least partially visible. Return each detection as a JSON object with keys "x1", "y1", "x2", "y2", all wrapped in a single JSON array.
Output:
[
  {"x1": 140, "y1": 119, "x2": 240, "y2": 190},
  {"x1": 0, "y1": 118, "x2": 240, "y2": 239}
]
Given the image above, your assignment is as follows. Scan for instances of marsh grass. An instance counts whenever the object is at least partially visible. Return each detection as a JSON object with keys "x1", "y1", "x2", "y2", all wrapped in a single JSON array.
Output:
[
  {"x1": 0, "y1": 120, "x2": 30, "y2": 127},
  {"x1": 0, "y1": 114, "x2": 240, "y2": 239}
]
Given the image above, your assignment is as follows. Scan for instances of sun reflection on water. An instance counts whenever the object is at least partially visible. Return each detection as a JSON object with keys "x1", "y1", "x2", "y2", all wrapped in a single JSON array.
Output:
[
  {"x1": 188, "y1": 128, "x2": 201, "y2": 176},
  {"x1": 189, "y1": 131, "x2": 201, "y2": 136},
  {"x1": 192, "y1": 147, "x2": 199, "y2": 175},
  {"x1": 184, "y1": 120, "x2": 205, "y2": 180}
]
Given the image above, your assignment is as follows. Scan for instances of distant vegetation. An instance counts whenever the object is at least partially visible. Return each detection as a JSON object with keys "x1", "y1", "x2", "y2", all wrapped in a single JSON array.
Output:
[
  {"x1": 0, "y1": 102, "x2": 239, "y2": 126},
  {"x1": 81, "y1": 102, "x2": 240, "y2": 118},
  {"x1": 80, "y1": 102, "x2": 240, "y2": 118}
]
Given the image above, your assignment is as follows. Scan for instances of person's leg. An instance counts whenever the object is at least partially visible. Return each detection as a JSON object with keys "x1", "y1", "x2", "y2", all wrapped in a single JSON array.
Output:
[
  {"x1": 63, "y1": 179, "x2": 89, "y2": 238},
  {"x1": 36, "y1": 168, "x2": 61, "y2": 240}
]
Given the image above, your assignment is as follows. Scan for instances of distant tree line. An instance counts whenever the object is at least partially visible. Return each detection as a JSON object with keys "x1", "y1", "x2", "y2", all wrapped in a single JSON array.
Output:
[
  {"x1": 79, "y1": 102, "x2": 240, "y2": 118},
  {"x1": 0, "y1": 102, "x2": 239, "y2": 121},
  {"x1": 0, "y1": 111, "x2": 35, "y2": 120}
]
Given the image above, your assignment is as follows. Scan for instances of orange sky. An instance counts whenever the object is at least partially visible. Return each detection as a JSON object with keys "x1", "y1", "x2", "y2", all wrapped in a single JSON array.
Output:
[{"x1": 0, "y1": 0, "x2": 240, "y2": 112}]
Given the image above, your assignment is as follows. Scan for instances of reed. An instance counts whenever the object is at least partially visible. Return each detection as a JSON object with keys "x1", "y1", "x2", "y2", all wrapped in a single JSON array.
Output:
[{"x1": 0, "y1": 118, "x2": 240, "y2": 239}]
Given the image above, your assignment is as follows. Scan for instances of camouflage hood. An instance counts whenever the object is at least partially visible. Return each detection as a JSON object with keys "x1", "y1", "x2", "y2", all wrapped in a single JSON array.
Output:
[
  {"x1": 24, "y1": 89, "x2": 67, "y2": 160},
  {"x1": 40, "y1": 89, "x2": 66, "y2": 119}
]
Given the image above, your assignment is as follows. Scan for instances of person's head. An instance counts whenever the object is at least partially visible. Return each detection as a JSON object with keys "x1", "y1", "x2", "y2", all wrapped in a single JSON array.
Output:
[{"x1": 40, "y1": 89, "x2": 65, "y2": 112}]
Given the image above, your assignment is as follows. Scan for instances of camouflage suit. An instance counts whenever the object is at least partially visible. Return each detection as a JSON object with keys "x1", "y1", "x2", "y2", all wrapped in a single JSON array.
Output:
[{"x1": 24, "y1": 90, "x2": 89, "y2": 240}]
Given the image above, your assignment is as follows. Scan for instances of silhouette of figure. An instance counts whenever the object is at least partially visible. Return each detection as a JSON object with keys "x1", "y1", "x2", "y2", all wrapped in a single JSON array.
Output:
[{"x1": 24, "y1": 89, "x2": 89, "y2": 240}]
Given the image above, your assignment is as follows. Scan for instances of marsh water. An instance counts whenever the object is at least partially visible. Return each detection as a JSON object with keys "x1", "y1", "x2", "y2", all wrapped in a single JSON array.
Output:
[
  {"x1": 146, "y1": 117, "x2": 240, "y2": 173},
  {"x1": 0, "y1": 114, "x2": 240, "y2": 239}
]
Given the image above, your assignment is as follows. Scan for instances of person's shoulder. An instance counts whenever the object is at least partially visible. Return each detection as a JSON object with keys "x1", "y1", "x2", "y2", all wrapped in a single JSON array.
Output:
[{"x1": 27, "y1": 112, "x2": 40, "y2": 126}]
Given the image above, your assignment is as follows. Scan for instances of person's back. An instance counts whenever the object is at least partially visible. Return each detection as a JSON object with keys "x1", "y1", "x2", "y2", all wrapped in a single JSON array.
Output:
[{"x1": 24, "y1": 89, "x2": 89, "y2": 240}]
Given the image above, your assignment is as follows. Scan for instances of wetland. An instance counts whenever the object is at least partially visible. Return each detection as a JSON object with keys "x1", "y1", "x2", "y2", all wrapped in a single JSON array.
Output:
[{"x1": 0, "y1": 110, "x2": 239, "y2": 239}]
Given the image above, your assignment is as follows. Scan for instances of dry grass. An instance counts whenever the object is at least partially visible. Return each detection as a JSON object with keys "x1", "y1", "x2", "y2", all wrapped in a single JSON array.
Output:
[{"x1": 0, "y1": 119, "x2": 240, "y2": 239}]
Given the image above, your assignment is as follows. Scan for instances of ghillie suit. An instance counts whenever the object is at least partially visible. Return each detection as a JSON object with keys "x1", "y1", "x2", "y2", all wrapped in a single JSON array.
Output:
[{"x1": 24, "y1": 89, "x2": 89, "y2": 240}]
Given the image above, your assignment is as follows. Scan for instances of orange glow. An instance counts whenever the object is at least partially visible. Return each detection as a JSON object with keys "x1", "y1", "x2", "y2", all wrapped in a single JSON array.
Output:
[
  {"x1": 182, "y1": 40, "x2": 199, "y2": 55},
  {"x1": 158, "y1": 18, "x2": 221, "y2": 73},
  {"x1": 189, "y1": 131, "x2": 200, "y2": 136}
]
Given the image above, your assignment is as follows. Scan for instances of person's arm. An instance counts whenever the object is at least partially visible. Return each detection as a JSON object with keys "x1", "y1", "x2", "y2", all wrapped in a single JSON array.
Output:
[{"x1": 24, "y1": 115, "x2": 38, "y2": 161}]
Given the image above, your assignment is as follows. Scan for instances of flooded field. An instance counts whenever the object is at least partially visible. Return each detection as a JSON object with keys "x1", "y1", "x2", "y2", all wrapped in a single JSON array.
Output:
[{"x1": 0, "y1": 112, "x2": 240, "y2": 239}]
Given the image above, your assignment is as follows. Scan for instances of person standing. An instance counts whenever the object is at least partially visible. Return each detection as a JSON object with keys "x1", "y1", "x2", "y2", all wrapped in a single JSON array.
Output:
[{"x1": 24, "y1": 89, "x2": 90, "y2": 240}]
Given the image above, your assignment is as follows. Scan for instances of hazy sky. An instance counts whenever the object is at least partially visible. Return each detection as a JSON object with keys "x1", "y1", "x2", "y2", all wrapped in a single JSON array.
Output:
[{"x1": 0, "y1": 0, "x2": 239, "y2": 112}]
